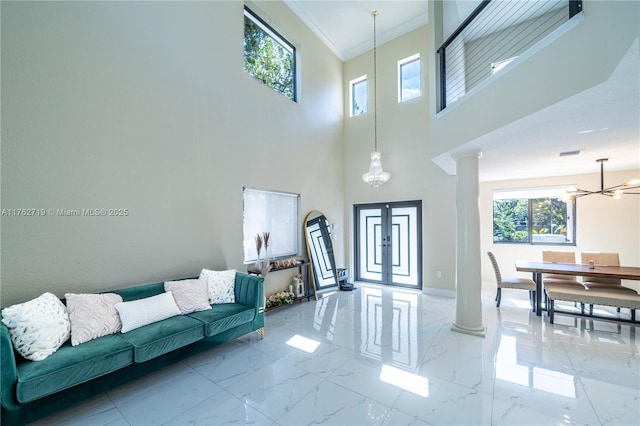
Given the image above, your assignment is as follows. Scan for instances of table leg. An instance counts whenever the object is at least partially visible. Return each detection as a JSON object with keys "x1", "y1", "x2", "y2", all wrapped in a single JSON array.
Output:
[{"x1": 534, "y1": 272, "x2": 542, "y2": 316}]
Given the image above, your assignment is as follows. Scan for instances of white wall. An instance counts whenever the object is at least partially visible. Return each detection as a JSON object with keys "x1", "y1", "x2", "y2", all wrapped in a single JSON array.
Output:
[
  {"x1": 481, "y1": 169, "x2": 640, "y2": 292},
  {"x1": 343, "y1": 25, "x2": 458, "y2": 293},
  {"x1": 1, "y1": 1, "x2": 345, "y2": 306},
  {"x1": 431, "y1": 0, "x2": 640, "y2": 158}
]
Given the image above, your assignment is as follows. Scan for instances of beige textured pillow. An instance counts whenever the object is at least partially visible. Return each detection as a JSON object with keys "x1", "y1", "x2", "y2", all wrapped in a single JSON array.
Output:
[
  {"x1": 164, "y1": 279, "x2": 212, "y2": 314},
  {"x1": 199, "y1": 269, "x2": 236, "y2": 304},
  {"x1": 65, "y1": 293, "x2": 123, "y2": 346},
  {"x1": 1, "y1": 292, "x2": 70, "y2": 361}
]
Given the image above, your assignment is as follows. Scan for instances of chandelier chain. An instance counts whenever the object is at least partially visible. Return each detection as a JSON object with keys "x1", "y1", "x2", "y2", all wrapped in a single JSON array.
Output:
[
  {"x1": 373, "y1": 10, "x2": 378, "y2": 152},
  {"x1": 361, "y1": 10, "x2": 389, "y2": 188}
]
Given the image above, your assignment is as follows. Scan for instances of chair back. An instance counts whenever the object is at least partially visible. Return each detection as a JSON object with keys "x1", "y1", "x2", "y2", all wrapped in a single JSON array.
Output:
[
  {"x1": 581, "y1": 252, "x2": 621, "y2": 284},
  {"x1": 487, "y1": 251, "x2": 503, "y2": 287},
  {"x1": 542, "y1": 251, "x2": 577, "y2": 281}
]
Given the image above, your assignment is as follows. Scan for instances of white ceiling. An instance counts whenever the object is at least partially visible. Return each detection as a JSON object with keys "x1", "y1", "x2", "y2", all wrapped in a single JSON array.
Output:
[
  {"x1": 433, "y1": 38, "x2": 640, "y2": 181},
  {"x1": 284, "y1": 1, "x2": 429, "y2": 61},
  {"x1": 284, "y1": 1, "x2": 640, "y2": 182}
]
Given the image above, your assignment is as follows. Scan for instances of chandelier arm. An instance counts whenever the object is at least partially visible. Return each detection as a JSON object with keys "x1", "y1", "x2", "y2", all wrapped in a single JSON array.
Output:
[
  {"x1": 568, "y1": 158, "x2": 639, "y2": 198},
  {"x1": 604, "y1": 183, "x2": 640, "y2": 191}
]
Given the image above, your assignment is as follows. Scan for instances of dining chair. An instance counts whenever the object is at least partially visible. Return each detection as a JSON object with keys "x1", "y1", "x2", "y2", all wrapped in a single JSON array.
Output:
[
  {"x1": 488, "y1": 251, "x2": 536, "y2": 312},
  {"x1": 580, "y1": 252, "x2": 623, "y2": 287},
  {"x1": 541, "y1": 251, "x2": 582, "y2": 286},
  {"x1": 580, "y1": 252, "x2": 638, "y2": 315},
  {"x1": 542, "y1": 250, "x2": 584, "y2": 313}
]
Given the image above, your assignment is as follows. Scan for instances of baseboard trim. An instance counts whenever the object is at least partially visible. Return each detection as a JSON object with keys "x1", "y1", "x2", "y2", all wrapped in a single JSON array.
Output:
[{"x1": 422, "y1": 287, "x2": 456, "y2": 298}]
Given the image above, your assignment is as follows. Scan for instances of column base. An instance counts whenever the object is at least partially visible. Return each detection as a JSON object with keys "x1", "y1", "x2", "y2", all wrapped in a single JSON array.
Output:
[{"x1": 451, "y1": 322, "x2": 486, "y2": 337}]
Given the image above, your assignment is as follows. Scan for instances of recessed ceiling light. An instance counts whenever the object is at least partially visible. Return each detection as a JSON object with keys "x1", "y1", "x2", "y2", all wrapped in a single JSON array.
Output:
[
  {"x1": 557, "y1": 149, "x2": 583, "y2": 157},
  {"x1": 577, "y1": 129, "x2": 594, "y2": 134}
]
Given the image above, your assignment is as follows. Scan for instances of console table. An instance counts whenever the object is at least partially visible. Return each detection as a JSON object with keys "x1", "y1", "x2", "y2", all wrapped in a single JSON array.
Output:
[{"x1": 247, "y1": 261, "x2": 312, "y2": 310}]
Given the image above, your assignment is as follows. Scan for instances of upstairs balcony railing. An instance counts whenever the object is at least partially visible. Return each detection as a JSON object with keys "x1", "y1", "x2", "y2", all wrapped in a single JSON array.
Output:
[{"x1": 437, "y1": 0, "x2": 583, "y2": 111}]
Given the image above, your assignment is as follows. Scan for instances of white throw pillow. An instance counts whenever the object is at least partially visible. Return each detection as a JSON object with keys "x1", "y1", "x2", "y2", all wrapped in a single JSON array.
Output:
[
  {"x1": 114, "y1": 292, "x2": 181, "y2": 333},
  {"x1": 164, "y1": 278, "x2": 212, "y2": 314},
  {"x1": 1, "y1": 292, "x2": 71, "y2": 361},
  {"x1": 199, "y1": 269, "x2": 236, "y2": 304},
  {"x1": 65, "y1": 293, "x2": 123, "y2": 346}
]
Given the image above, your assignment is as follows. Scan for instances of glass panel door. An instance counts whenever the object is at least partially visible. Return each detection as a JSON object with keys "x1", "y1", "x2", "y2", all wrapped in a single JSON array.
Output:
[
  {"x1": 355, "y1": 201, "x2": 422, "y2": 289},
  {"x1": 390, "y1": 206, "x2": 420, "y2": 286},
  {"x1": 357, "y1": 207, "x2": 384, "y2": 282}
]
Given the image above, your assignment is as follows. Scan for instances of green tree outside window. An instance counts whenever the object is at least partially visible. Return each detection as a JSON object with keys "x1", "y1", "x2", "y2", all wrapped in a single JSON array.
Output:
[
  {"x1": 244, "y1": 8, "x2": 295, "y2": 101},
  {"x1": 493, "y1": 196, "x2": 574, "y2": 245}
]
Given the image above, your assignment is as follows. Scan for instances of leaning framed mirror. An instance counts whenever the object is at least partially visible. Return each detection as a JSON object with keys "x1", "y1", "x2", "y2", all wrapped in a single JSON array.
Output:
[{"x1": 304, "y1": 211, "x2": 339, "y2": 300}]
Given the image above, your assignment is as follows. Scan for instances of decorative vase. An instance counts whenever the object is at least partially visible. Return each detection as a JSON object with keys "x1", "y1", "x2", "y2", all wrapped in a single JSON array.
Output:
[
  {"x1": 255, "y1": 259, "x2": 262, "y2": 271},
  {"x1": 294, "y1": 277, "x2": 305, "y2": 298}
]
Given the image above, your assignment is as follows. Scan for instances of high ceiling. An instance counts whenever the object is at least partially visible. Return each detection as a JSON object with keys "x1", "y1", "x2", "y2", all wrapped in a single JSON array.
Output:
[
  {"x1": 284, "y1": 1, "x2": 640, "y2": 182},
  {"x1": 284, "y1": 1, "x2": 429, "y2": 62}
]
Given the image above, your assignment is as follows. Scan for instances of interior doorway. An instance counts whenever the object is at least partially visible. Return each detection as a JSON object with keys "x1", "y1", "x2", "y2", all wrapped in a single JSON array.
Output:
[{"x1": 354, "y1": 200, "x2": 422, "y2": 289}]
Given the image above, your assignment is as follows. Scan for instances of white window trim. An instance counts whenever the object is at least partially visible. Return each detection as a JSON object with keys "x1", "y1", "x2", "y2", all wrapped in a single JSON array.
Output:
[
  {"x1": 397, "y1": 53, "x2": 421, "y2": 103},
  {"x1": 349, "y1": 75, "x2": 367, "y2": 117},
  {"x1": 493, "y1": 185, "x2": 572, "y2": 201},
  {"x1": 492, "y1": 185, "x2": 576, "y2": 245}
]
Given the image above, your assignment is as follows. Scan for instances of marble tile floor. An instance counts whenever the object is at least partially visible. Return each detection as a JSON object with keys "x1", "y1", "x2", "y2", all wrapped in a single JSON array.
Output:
[{"x1": 31, "y1": 283, "x2": 639, "y2": 425}]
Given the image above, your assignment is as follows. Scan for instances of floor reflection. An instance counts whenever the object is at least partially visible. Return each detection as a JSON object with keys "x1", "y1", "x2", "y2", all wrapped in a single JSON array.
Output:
[
  {"x1": 360, "y1": 286, "x2": 420, "y2": 370},
  {"x1": 496, "y1": 335, "x2": 577, "y2": 398}
]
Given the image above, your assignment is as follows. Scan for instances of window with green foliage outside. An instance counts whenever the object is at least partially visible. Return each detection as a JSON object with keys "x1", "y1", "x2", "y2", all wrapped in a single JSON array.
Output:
[
  {"x1": 243, "y1": 7, "x2": 296, "y2": 101},
  {"x1": 493, "y1": 187, "x2": 575, "y2": 245}
]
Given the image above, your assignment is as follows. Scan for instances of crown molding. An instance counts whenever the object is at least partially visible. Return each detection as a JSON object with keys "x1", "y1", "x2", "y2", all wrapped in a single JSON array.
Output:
[
  {"x1": 284, "y1": 1, "x2": 428, "y2": 62},
  {"x1": 342, "y1": 12, "x2": 429, "y2": 61}
]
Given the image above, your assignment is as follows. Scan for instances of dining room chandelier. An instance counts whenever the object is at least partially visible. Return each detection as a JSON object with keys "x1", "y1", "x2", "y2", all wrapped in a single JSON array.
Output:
[
  {"x1": 567, "y1": 158, "x2": 640, "y2": 199},
  {"x1": 362, "y1": 10, "x2": 390, "y2": 188}
]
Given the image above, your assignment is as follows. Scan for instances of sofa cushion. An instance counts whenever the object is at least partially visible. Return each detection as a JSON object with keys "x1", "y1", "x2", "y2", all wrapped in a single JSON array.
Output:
[
  {"x1": 65, "y1": 293, "x2": 123, "y2": 346},
  {"x1": 16, "y1": 334, "x2": 133, "y2": 403},
  {"x1": 119, "y1": 315, "x2": 204, "y2": 363},
  {"x1": 188, "y1": 303, "x2": 255, "y2": 337},
  {"x1": 200, "y1": 269, "x2": 236, "y2": 304},
  {"x1": 164, "y1": 278, "x2": 211, "y2": 314},
  {"x1": 115, "y1": 292, "x2": 182, "y2": 333},
  {"x1": 1, "y1": 293, "x2": 71, "y2": 362},
  {"x1": 112, "y1": 281, "x2": 165, "y2": 301}
]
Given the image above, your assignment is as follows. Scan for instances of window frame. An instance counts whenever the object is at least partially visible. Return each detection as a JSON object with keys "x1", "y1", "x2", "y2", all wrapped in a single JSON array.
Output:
[
  {"x1": 243, "y1": 6, "x2": 297, "y2": 102},
  {"x1": 397, "y1": 53, "x2": 421, "y2": 103},
  {"x1": 349, "y1": 75, "x2": 368, "y2": 117},
  {"x1": 492, "y1": 186, "x2": 576, "y2": 246},
  {"x1": 242, "y1": 187, "x2": 300, "y2": 263}
]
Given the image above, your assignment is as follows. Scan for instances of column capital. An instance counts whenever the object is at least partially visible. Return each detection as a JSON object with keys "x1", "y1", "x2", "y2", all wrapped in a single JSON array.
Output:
[{"x1": 452, "y1": 150, "x2": 483, "y2": 162}]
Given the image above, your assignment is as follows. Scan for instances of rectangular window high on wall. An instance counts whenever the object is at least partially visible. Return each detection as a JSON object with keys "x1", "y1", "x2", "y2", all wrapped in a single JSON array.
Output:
[
  {"x1": 243, "y1": 187, "x2": 300, "y2": 263},
  {"x1": 243, "y1": 7, "x2": 296, "y2": 101},
  {"x1": 350, "y1": 75, "x2": 368, "y2": 117},
  {"x1": 398, "y1": 54, "x2": 421, "y2": 102},
  {"x1": 493, "y1": 186, "x2": 576, "y2": 245}
]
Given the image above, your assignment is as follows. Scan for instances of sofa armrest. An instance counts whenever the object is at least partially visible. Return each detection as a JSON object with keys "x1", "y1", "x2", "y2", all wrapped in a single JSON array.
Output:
[
  {"x1": 234, "y1": 273, "x2": 264, "y2": 315},
  {"x1": 1, "y1": 322, "x2": 20, "y2": 410}
]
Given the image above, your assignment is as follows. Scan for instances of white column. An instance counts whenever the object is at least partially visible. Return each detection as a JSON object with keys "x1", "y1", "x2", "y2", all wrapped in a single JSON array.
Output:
[{"x1": 451, "y1": 150, "x2": 485, "y2": 337}]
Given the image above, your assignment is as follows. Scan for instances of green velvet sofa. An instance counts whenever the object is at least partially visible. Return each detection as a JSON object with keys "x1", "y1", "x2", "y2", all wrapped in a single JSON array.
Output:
[{"x1": 1, "y1": 272, "x2": 264, "y2": 425}]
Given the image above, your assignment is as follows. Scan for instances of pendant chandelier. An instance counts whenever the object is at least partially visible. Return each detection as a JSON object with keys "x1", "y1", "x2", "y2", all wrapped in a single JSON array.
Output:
[
  {"x1": 362, "y1": 10, "x2": 390, "y2": 188},
  {"x1": 567, "y1": 158, "x2": 640, "y2": 199}
]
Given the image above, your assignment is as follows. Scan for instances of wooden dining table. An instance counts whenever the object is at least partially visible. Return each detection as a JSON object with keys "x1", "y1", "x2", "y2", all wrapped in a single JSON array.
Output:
[{"x1": 514, "y1": 260, "x2": 640, "y2": 316}]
